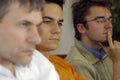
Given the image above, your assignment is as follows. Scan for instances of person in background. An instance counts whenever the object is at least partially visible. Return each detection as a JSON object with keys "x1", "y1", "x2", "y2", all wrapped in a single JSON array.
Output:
[
  {"x1": 65, "y1": 0, "x2": 113, "y2": 80},
  {"x1": 36, "y1": 0, "x2": 86, "y2": 80},
  {"x1": 0, "y1": 0, "x2": 59, "y2": 80}
]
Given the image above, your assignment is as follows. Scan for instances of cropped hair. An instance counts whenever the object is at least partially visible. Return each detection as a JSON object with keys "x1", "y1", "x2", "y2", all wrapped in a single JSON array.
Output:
[
  {"x1": 45, "y1": 0, "x2": 65, "y2": 9},
  {"x1": 0, "y1": 0, "x2": 45, "y2": 22},
  {"x1": 72, "y1": 0, "x2": 111, "y2": 40}
]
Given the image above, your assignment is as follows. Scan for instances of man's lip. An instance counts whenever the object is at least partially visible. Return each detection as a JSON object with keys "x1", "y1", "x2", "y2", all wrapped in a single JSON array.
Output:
[
  {"x1": 103, "y1": 32, "x2": 108, "y2": 35},
  {"x1": 103, "y1": 33, "x2": 108, "y2": 37},
  {"x1": 104, "y1": 30, "x2": 112, "y2": 34},
  {"x1": 49, "y1": 38, "x2": 59, "y2": 40}
]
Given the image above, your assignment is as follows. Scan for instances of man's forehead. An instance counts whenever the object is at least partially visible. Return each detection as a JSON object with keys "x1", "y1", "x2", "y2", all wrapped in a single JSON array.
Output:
[
  {"x1": 86, "y1": 7, "x2": 111, "y2": 18},
  {"x1": 89, "y1": 6, "x2": 111, "y2": 14}
]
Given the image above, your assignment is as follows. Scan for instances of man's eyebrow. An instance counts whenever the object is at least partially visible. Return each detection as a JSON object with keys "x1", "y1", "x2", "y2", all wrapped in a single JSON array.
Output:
[
  {"x1": 19, "y1": 20, "x2": 33, "y2": 25},
  {"x1": 109, "y1": 16, "x2": 112, "y2": 18},
  {"x1": 95, "y1": 16, "x2": 105, "y2": 18},
  {"x1": 59, "y1": 19, "x2": 64, "y2": 22},
  {"x1": 22, "y1": 20, "x2": 32, "y2": 24},
  {"x1": 42, "y1": 16, "x2": 54, "y2": 20},
  {"x1": 43, "y1": 16, "x2": 64, "y2": 22},
  {"x1": 95, "y1": 15, "x2": 112, "y2": 19}
]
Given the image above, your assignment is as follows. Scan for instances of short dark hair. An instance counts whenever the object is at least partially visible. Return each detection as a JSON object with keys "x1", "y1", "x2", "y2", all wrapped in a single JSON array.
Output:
[
  {"x1": 72, "y1": 0, "x2": 111, "y2": 40},
  {"x1": 45, "y1": 0, "x2": 65, "y2": 9},
  {"x1": 0, "y1": 0, "x2": 45, "y2": 22}
]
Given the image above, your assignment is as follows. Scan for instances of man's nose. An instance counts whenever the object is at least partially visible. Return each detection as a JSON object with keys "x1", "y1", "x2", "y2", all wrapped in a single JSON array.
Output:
[{"x1": 27, "y1": 27, "x2": 41, "y2": 45}]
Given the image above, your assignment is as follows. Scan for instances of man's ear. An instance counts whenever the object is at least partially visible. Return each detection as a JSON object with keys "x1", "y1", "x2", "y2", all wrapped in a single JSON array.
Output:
[{"x1": 77, "y1": 23, "x2": 86, "y2": 33}]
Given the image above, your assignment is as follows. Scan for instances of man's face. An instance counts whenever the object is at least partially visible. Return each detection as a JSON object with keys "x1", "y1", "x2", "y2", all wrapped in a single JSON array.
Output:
[
  {"x1": 82, "y1": 6, "x2": 112, "y2": 43},
  {"x1": 37, "y1": 3, "x2": 63, "y2": 52},
  {"x1": 0, "y1": 2, "x2": 42, "y2": 65}
]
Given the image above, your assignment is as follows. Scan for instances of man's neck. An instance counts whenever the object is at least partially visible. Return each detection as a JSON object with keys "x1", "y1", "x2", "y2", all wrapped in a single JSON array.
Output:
[
  {"x1": 39, "y1": 50, "x2": 50, "y2": 58},
  {"x1": 81, "y1": 40, "x2": 101, "y2": 52}
]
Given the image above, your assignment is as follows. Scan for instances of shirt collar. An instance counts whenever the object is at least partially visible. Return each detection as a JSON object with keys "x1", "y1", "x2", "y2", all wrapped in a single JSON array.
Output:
[
  {"x1": 80, "y1": 41, "x2": 105, "y2": 60},
  {"x1": 0, "y1": 65, "x2": 16, "y2": 79}
]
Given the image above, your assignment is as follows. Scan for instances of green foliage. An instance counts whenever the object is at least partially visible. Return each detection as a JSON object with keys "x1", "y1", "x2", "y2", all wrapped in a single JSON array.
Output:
[{"x1": 112, "y1": 1, "x2": 120, "y2": 41}]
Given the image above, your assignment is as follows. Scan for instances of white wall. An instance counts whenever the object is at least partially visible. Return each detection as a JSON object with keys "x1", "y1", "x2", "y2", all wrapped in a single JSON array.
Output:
[{"x1": 51, "y1": 0, "x2": 79, "y2": 55}]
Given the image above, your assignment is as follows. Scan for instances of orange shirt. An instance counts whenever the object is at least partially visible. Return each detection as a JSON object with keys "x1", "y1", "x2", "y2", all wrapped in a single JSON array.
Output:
[{"x1": 49, "y1": 55, "x2": 86, "y2": 80}]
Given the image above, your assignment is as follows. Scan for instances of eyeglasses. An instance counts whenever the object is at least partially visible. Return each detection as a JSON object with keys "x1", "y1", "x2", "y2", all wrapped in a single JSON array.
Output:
[{"x1": 86, "y1": 16, "x2": 113, "y2": 23}]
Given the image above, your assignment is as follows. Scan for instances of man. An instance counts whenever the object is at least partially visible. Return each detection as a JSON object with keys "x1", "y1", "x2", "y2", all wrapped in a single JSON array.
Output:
[
  {"x1": 65, "y1": 0, "x2": 113, "y2": 80},
  {"x1": 36, "y1": 0, "x2": 86, "y2": 80},
  {"x1": 0, "y1": 0, "x2": 59, "y2": 80}
]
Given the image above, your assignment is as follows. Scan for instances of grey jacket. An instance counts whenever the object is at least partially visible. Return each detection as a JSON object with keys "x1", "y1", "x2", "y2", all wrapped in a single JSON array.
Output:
[{"x1": 65, "y1": 39, "x2": 113, "y2": 80}]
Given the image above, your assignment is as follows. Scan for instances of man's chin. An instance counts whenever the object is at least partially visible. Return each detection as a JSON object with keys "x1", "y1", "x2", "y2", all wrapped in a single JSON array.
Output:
[{"x1": 16, "y1": 58, "x2": 31, "y2": 67}]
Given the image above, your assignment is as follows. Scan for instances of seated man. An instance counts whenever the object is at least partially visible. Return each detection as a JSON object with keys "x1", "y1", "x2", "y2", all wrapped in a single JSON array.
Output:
[
  {"x1": 36, "y1": 0, "x2": 86, "y2": 80},
  {"x1": 0, "y1": 0, "x2": 59, "y2": 80},
  {"x1": 65, "y1": 0, "x2": 114, "y2": 80}
]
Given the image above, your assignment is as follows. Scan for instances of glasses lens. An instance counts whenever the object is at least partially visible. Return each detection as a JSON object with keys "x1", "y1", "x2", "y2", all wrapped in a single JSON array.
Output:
[{"x1": 95, "y1": 17, "x2": 106, "y2": 23}]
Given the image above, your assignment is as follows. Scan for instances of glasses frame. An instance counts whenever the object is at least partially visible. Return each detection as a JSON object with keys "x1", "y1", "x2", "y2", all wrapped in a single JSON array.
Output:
[{"x1": 85, "y1": 16, "x2": 113, "y2": 23}]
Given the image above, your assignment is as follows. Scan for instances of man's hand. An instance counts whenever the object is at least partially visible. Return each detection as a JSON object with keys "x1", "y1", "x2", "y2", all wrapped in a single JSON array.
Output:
[{"x1": 102, "y1": 31, "x2": 120, "y2": 62}]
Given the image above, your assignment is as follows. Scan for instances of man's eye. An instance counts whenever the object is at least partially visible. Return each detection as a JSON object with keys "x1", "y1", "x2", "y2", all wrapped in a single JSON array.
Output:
[
  {"x1": 20, "y1": 22, "x2": 30, "y2": 27},
  {"x1": 58, "y1": 22, "x2": 63, "y2": 27},
  {"x1": 96, "y1": 18, "x2": 105, "y2": 23},
  {"x1": 42, "y1": 20, "x2": 52, "y2": 24}
]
